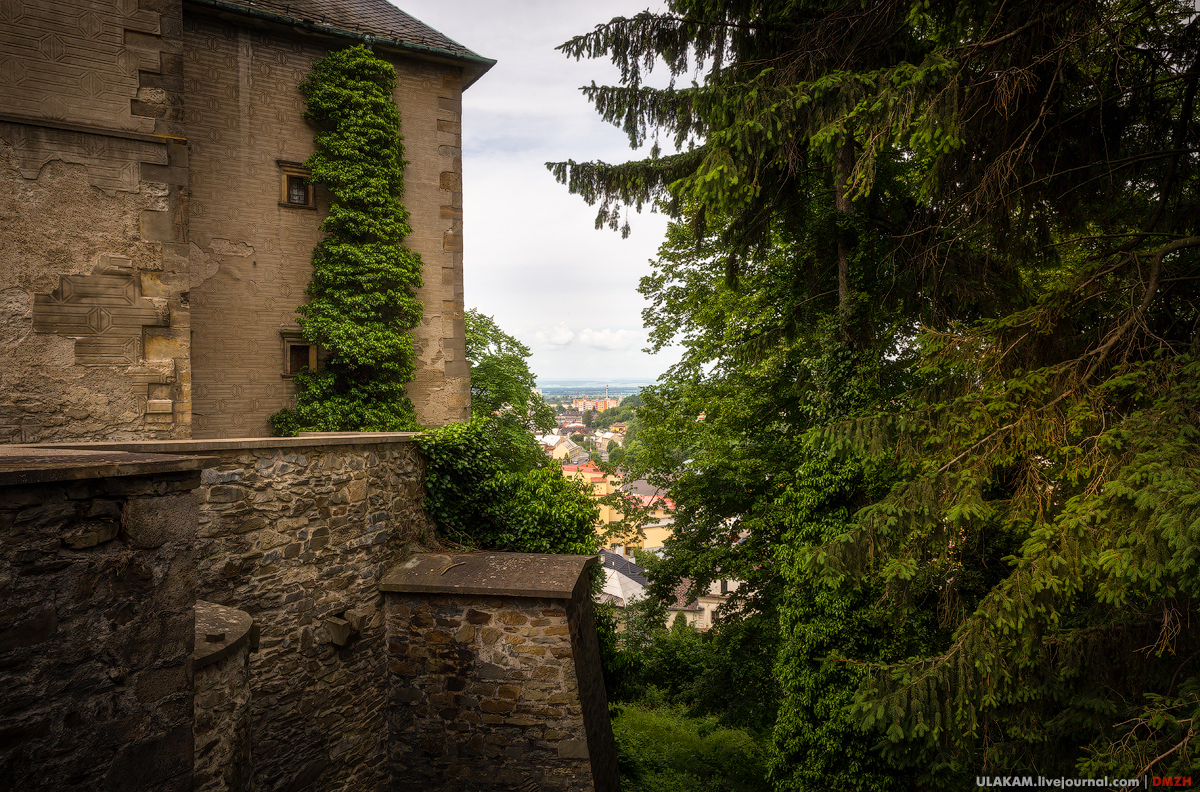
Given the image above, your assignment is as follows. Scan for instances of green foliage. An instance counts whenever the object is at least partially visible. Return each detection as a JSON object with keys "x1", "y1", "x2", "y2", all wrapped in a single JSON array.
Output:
[
  {"x1": 465, "y1": 309, "x2": 555, "y2": 432},
  {"x1": 771, "y1": 454, "x2": 958, "y2": 791},
  {"x1": 630, "y1": 547, "x2": 662, "y2": 574},
  {"x1": 613, "y1": 697, "x2": 771, "y2": 792},
  {"x1": 559, "y1": 0, "x2": 1200, "y2": 782},
  {"x1": 603, "y1": 592, "x2": 780, "y2": 736},
  {"x1": 595, "y1": 399, "x2": 640, "y2": 431},
  {"x1": 272, "y1": 45, "x2": 422, "y2": 434},
  {"x1": 620, "y1": 595, "x2": 671, "y2": 654},
  {"x1": 417, "y1": 416, "x2": 599, "y2": 554},
  {"x1": 593, "y1": 598, "x2": 632, "y2": 702}
]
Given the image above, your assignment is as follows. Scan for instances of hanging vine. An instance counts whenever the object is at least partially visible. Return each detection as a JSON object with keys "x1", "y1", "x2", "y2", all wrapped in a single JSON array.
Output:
[{"x1": 271, "y1": 44, "x2": 423, "y2": 435}]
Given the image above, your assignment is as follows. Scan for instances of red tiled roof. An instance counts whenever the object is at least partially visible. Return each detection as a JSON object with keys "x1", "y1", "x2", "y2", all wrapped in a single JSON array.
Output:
[
  {"x1": 634, "y1": 493, "x2": 674, "y2": 510},
  {"x1": 668, "y1": 580, "x2": 701, "y2": 611}
]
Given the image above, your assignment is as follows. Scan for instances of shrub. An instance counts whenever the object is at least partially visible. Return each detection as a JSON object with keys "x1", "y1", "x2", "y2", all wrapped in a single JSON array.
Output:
[
  {"x1": 613, "y1": 699, "x2": 770, "y2": 792},
  {"x1": 417, "y1": 416, "x2": 599, "y2": 554}
]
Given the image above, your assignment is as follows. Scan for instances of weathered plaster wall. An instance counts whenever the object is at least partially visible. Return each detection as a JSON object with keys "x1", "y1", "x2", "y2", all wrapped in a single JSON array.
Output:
[
  {"x1": 0, "y1": 0, "x2": 192, "y2": 444},
  {"x1": 0, "y1": 0, "x2": 184, "y2": 135},
  {"x1": 0, "y1": 451, "x2": 203, "y2": 791},
  {"x1": 1, "y1": 0, "x2": 473, "y2": 444},
  {"x1": 183, "y1": 13, "x2": 470, "y2": 437},
  {"x1": 48, "y1": 434, "x2": 434, "y2": 791},
  {"x1": 0, "y1": 129, "x2": 192, "y2": 444}
]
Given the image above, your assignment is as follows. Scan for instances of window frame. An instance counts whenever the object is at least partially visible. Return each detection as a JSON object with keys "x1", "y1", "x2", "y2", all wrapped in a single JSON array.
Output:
[
  {"x1": 277, "y1": 160, "x2": 315, "y2": 210},
  {"x1": 281, "y1": 331, "x2": 318, "y2": 378}
]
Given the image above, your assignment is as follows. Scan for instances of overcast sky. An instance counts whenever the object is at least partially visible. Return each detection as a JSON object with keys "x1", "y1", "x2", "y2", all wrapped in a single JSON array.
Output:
[{"x1": 395, "y1": 0, "x2": 675, "y2": 384}]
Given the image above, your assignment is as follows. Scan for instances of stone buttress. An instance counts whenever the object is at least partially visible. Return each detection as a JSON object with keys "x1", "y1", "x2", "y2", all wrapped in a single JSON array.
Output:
[{"x1": 382, "y1": 552, "x2": 621, "y2": 792}]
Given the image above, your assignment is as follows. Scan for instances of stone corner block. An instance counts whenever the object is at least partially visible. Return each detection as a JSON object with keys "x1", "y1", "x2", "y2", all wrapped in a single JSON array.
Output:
[{"x1": 325, "y1": 616, "x2": 352, "y2": 646}]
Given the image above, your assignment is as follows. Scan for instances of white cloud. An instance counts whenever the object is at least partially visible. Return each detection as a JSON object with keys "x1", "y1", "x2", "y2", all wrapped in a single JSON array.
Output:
[
  {"x1": 394, "y1": 0, "x2": 674, "y2": 381},
  {"x1": 534, "y1": 323, "x2": 576, "y2": 347},
  {"x1": 577, "y1": 328, "x2": 640, "y2": 350}
]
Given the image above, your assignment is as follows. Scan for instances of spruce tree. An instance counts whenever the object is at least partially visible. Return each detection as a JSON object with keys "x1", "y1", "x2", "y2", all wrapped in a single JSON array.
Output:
[{"x1": 556, "y1": 0, "x2": 1200, "y2": 780}]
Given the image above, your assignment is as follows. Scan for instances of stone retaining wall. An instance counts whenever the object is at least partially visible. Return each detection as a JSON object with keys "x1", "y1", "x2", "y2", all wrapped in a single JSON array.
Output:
[
  {"x1": 564, "y1": 574, "x2": 620, "y2": 792},
  {"x1": 0, "y1": 448, "x2": 206, "y2": 791},
  {"x1": 43, "y1": 434, "x2": 433, "y2": 792},
  {"x1": 18, "y1": 439, "x2": 624, "y2": 792}
]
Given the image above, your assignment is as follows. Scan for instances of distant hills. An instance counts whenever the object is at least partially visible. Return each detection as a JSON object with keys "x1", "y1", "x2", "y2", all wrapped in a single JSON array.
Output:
[
  {"x1": 536, "y1": 380, "x2": 651, "y2": 400},
  {"x1": 536, "y1": 379, "x2": 653, "y2": 389}
]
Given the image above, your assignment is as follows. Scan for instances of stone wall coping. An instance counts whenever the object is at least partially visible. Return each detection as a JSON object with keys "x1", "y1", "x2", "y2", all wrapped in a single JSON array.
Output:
[
  {"x1": 26, "y1": 432, "x2": 419, "y2": 455},
  {"x1": 0, "y1": 446, "x2": 214, "y2": 485},
  {"x1": 380, "y1": 552, "x2": 599, "y2": 599},
  {"x1": 193, "y1": 599, "x2": 254, "y2": 671}
]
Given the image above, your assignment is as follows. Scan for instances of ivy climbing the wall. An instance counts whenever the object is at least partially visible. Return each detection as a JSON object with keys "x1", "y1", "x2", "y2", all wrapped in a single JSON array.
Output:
[{"x1": 271, "y1": 45, "x2": 423, "y2": 435}]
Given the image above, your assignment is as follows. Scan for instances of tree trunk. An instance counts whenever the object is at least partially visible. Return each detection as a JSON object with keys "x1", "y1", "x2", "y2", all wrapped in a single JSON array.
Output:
[{"x1": 835, "y1": 132, "x2": 855, "y2": 318}]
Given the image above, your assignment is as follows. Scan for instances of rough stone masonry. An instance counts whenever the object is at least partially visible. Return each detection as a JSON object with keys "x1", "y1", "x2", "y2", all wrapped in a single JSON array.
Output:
[
  {"x1": 382, "y1": 552, "x2": 620, "y2": 792},
  {"x1": 1, "y1": 440, "x2": 624, "y2": 792},
  {"x1": 45, "y1": 433, "x2": 435, "y2": 792},
  {"x1": 0, "y1": 447, "x2": 208, "y2": 792}
]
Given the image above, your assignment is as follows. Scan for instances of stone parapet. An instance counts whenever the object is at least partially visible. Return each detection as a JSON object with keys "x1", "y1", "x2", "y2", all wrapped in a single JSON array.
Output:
[
  {"x1": 384, "y1": 552, "x2": 620, "y2": 792},
  {"x1": 35, "y1": 434, "x2": 433, "y2": 791},
  {"x1": 36, "y1": 431, "x2": 420, "y2": 455},
  {"x1": 0, "y1": 447, "x2": 204, "y2": 791},
  {"x1": 380, "y1": 551, "x2": 601, "y2": 599},
  {"x1": 0, "y1": 446, "x2": 210, "y2": 485}
]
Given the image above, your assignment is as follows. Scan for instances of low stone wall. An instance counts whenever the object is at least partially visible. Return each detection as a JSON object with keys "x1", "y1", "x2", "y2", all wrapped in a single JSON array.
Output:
[
  {"x1": 42, "y1": 434, "x2": 433, "y2": 792},
  {"x1": 0, "y1": 448, "x2": 206, "y2": 791},
  {"x1": 382, "y1": 552, "x2": 620, "y2": 792},
  {"x1": 194, "y1": 599, "x2": 254, "y2": 792}
]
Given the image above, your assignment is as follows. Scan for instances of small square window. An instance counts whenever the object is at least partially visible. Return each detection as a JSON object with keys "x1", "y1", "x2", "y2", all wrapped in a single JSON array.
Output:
[
  {"x1": 278, "y1": 161, "x2": 315, "y2": 209},
  {"x1": 289, "y1": 342, "x2": 311, "y2": 373},
  {"x1": 282, "y1": 333, "x2": 319, "y2": 377}
]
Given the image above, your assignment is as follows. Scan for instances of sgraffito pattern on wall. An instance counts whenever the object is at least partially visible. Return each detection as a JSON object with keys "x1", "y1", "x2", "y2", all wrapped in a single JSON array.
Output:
[{"x1": 185, "y1": 13, "x2": 469, "y2": 438}]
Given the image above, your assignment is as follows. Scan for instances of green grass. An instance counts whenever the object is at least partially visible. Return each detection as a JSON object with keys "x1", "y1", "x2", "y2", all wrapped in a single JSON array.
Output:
[{"x1": 612, "y1": 692, "x2": 771, "y2": 792}]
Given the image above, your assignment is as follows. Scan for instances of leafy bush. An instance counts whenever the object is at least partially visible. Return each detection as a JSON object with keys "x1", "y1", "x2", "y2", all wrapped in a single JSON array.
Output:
[
  {"x1": 417, "y1": 416, "x2": 599, "y2": 554},
  {"x1": 601, "y1": 592, "x2": 779, "y2": 735}
]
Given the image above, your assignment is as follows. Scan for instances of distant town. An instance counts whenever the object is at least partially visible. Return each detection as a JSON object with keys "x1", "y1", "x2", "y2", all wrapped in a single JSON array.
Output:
[{"x1": 528, "y1": 385, "x2": 740, "y2": 633}]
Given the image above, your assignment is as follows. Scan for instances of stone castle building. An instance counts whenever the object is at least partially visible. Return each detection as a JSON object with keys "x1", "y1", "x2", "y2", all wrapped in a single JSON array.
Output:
[
  {"x1": 0, "y1": 4, "x2": 628, "y2": 792},
  {"x1": 0, "y1": 0, "x2": 494, "y2": 442}
]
